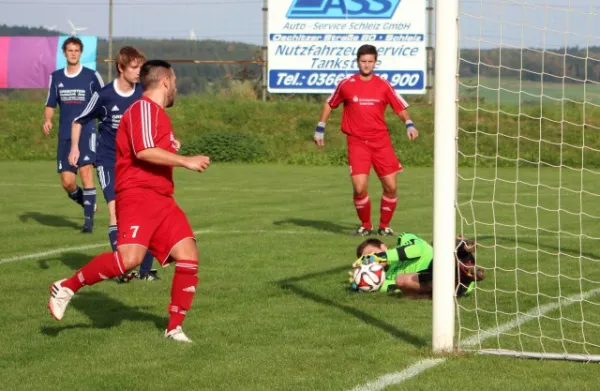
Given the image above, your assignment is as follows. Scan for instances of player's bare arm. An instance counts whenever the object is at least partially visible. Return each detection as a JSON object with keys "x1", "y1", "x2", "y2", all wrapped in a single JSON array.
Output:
[
  {"x1": 398, "y1": 109, "x2": 419, "y2": 141},
  {"x1": 43, "y1": 107, "x2": 54, "y2": 135},
  {"x1": 136, "y1": 147, "x2": 210, "y2": 172},
  {"x1": 68, "y1": 122, "x2": 82, "y2": 167},
  {"x1": 314, "y1": 101, "x2": 333, "y2": 147}
]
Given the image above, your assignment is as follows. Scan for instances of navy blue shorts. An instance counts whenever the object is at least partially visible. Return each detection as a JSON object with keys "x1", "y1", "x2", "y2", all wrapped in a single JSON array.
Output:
[
  {"x1": 96, "y1": 162, "x2": 115, "y2": 203},
  {"x1": 56, "y1": 131, "x2": 97, "y2": 174}
]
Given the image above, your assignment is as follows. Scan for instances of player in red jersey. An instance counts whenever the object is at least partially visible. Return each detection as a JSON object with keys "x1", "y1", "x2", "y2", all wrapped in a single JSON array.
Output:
[
  {"x1": 47, "y1": 60, "x2": 211, "y2": 343},
  {"x1": 313, "y1": 44, "x2": 419, "y2": 237}
]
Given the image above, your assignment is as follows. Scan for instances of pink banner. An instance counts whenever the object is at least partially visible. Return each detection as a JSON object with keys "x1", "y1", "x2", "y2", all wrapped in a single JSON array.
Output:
[
  {"x1": 7, "y1": 36, "x2": 59, "y2": 89},
  {"x1": 0, "y1": 36, "x2": 97, "y2": 89},
  {"x1": 0, "y1": 37, "x2": 9, "y2": 88}
]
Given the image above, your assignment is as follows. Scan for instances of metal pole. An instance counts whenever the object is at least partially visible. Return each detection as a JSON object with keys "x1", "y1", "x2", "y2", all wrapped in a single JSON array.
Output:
[
  {"x1": 262, "y1": 0, "x2": 268, "y2": 102},
  {"x1": 432, "y1": 0, "x2": 458, "y2": 353},
  {"x1": 427, "y1": 0, "x2": 434, "y2": 105},
  {"x1": 108, "y1": 0, "x2": 114, "y2": 80}
]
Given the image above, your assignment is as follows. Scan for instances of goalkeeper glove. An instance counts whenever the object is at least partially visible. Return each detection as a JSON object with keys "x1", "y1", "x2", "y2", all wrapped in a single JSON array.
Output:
[
  {"x1": 349, "y1": 254, "x2": 375, "y2": 285},
  {"x1": 351, "y1": 253, "x2": 384, "y2": 269}
]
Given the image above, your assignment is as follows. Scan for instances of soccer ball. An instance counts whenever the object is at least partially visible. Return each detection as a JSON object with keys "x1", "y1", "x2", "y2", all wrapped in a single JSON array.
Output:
[{"x1": 352, "y1": 263, "x2": 386, "y2": 292}]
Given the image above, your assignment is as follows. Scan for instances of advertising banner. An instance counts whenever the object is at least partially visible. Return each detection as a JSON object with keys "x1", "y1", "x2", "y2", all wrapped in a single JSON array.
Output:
[{"x1": 267, "y1": 0, "x2": 427, "y2": 94}]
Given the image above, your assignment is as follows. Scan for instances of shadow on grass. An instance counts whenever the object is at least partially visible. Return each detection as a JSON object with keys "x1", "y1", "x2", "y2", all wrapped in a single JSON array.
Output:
[
  {"x1": 19, "y1": 211, "x2": 80, "y2": 230},
  {"x1": 38, "y1": 252, "x2": 98, "y2": 271},
  {"x1": 41, "y1": 291, "x2": 167, "y2": 337},
  {"x1": 278, "y1": 265, "x2": 428, "y2": 347},
  {"x1": 476, "y1": 235, "x2": 600, "y2": 261},
  {"x1": 273, "y1": 218, "x2": 356, "y2": 235},
  {"x1": 60, "y1": 252, "x2": 92, "y2": 271}
]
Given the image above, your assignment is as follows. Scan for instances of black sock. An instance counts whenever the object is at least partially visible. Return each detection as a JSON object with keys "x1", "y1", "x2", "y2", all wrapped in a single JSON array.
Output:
[
  {"x1": 68, "y1": 186, "x2": 83, "y2": 206},
  {"x1": 139, "y1": 251, "x2": 154, "y2": 274}
]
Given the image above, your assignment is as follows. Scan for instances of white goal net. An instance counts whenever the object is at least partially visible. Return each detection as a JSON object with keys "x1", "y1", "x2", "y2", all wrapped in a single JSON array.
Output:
[{"x1": 453, "y1": 0, "x2": 600, "y2": 361}]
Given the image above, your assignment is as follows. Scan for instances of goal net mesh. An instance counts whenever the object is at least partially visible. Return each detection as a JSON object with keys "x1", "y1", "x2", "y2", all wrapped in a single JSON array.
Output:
[{"x1": 455, "y1": 0, "x2": 600, "y2": 361}]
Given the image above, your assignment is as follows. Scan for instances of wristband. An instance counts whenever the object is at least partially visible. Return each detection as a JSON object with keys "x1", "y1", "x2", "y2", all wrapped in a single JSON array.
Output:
[
  {"x1": 405, "y1": 120, "x2": 415, "y2": 130},
  {"x1": 315, "y1": 121, "x2": 326, "y2": 133}
]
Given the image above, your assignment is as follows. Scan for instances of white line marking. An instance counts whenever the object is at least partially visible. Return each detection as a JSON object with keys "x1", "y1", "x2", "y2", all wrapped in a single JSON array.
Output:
[
  {"x1": 0, "y1": 183, "x2": 59, "y2": 188},
  {"x1": 349, "y1": 359, "x2": 446, "y2": 391},
  {"x1": 0, "y1": 229, "x2": 341, "y2": 265},
  {"x1": 0, "y1": 227, "x2": 589, "y2": 267},
  {"x1": 0, "y1": 183, "x2": 582, "y2": 196},
  {"x1": 0, "y1": 183, "x2": 351, "y2": 195},
  {"x1": 0, "y1": 243, "x2": 108, "y2": 265},
  {"x1": 461, "y1": 287, "x2": 600, "y2": 348},
  {"x1": 347, "y1": 288, "x2": 600, "y2": 391}
]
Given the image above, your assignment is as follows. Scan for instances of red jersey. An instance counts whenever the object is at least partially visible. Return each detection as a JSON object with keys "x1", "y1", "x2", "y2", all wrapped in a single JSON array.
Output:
[
  {"x1": 115, "y1": 96, "x2": 178, "y2": 196},
  {"x1": 327, "y1": 74, "x2": 409, "y2": 140}
]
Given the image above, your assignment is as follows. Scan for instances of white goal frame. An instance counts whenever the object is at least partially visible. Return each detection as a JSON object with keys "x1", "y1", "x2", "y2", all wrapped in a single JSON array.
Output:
[
  {"x1": 432, "y1": 0, "x2": 600, "y2": 362},
  {"x1": 432, "y1": 0, "x2": 459, "y2": 353}
]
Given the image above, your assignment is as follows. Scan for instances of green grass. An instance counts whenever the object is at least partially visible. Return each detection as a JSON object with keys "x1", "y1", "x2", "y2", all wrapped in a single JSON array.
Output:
[
  {"x1": 456, "y1": 166, "x2": 600, "y2": 356},
  {"x1": 5, "y1": 85, "x2": 600, "y2": 169},
  {"x1": 1, "y1": 162, "x2": 599, "y2": 391},
  {"x1": 0, "y1": 94, "x2": 431, "y2": 166}
]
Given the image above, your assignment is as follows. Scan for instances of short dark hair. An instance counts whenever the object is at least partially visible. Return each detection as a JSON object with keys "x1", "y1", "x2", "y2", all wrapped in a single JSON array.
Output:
[
  {"x1": 356, "y1": 238, "x2": 385, "y2": 258},
  {"x1": 62, "y1": 36, "x2": 83, "y2": 52},
  {"x1": 139, "y1": 60, "x2": 172, "y2": 90},
  {"x1": 357, "y1": 44, "x2": 378, "y2": 60}
]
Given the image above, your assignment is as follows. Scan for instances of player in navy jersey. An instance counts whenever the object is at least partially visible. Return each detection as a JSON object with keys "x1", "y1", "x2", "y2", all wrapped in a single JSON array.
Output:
[
  {"x1": 48, "y1": 60, "x2": 211, "y2": 343},
  {"x1": 44, "y1": 37, "x2": 104, "y2": 233},
  {"x1": 70, "y1": 46, "x2": 160, "y2": 281}
]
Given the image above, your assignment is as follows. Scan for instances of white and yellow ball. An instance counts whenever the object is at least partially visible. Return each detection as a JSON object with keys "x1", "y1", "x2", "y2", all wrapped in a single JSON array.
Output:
[{"x1": 352, "y1": 263, "x2": 385, "y2": 292}]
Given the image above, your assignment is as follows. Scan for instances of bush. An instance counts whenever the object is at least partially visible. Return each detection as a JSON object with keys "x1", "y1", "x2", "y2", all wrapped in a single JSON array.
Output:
[
  {"x1": 6, "y1": 94, "x2": 600, "y2": 168},
  {"x1": 179, "y1": 131, "x2": 267, "y2": 163}
]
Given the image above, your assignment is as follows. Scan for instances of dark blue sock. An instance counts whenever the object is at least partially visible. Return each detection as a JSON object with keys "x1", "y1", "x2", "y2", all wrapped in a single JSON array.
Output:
[
  {"x1": 82, "y1": 188, "x2": 96, "y2": 229},
  {"x1": 108, "y1": 225, "x2": 118, "y2": 252},
  {"x1": 139, "y1": 251, "x2": 154, "y2": 274},
  {"x1": 68, "y1": 186, "x2": 83, "y2": 206}
]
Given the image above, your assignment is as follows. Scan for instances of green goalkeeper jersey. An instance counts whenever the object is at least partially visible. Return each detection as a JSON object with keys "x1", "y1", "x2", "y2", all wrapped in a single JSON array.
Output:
[{"x1": 377, "y1": 233, "x2": 433, "y2": 292}]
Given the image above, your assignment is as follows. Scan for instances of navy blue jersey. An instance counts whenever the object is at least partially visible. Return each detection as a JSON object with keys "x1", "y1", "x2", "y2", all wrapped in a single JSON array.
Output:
[
  {"x1": 46, "y1": 66, "x2": 104, "y2": 141},
  {"x1": 74, "y1": 80, "x2": 143, "y2": 164}
]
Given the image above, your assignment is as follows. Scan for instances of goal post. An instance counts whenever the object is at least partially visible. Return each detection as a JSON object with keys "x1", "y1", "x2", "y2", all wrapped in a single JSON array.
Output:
[
  {"x1": 434, "y1": 0, "x2": 600, "y2": 362},
  {"x1": 432, "y1": 0, "x2": 460, "y2": 353}
]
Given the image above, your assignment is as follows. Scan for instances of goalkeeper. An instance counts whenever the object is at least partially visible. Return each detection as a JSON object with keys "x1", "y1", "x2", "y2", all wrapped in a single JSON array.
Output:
[{"x1": 350, "y1": 233, "x2": 484, "y2": 298}]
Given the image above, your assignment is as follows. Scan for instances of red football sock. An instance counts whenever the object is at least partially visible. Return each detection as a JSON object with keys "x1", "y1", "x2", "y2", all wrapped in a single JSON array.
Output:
[
  {"x1": 379, "y1": 195, "x2": 398, "y2": 229},
  {"x1": 62, "y1": 251, "x2": 126, "y2": 293},
  {"x1": 167, "y1": 260, "x2": 199, "y2": 332},
  {"x1": 353, "y1": 194, "x2": 372, "y2": 230}
]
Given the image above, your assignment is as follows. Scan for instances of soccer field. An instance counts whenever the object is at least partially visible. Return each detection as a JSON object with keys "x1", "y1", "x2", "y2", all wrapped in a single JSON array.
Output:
[
  {"x1": 459, "y1": 77, "x2": 600, "y2": 105},
  {"x1": 1, "y1": 162, "x2": 598, "y2": 391}
]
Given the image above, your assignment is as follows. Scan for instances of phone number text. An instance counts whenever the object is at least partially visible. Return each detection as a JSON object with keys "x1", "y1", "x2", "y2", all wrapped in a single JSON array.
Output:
[{"x1": 268, "y1": 70, "x2": 424, "y2": 90}]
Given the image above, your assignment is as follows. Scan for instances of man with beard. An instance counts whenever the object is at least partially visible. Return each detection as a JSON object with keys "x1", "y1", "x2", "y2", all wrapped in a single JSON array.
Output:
[{"x1": 47, "y1": 60, "x2": 211, "y2": 343}]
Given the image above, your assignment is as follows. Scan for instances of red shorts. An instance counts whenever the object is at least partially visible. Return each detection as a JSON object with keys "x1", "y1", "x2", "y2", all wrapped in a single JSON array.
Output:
[
  {"x1": 115, "y1": 190, "x2": 195, "y2": 266},
  {"x1": 346, "y1": 135, "x2": 403, "y2": 177}
]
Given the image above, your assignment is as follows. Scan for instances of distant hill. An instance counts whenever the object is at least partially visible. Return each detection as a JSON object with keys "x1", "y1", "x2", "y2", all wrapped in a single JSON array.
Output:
[
  {"x1": 0, "y1": 24, "x2": 262, "y2": 94},
  {"x1": 459, "y1": 45, "x2": 600, "y2": 83},
  {"x1": 3, "y1": 24, "x2": 600, "y2": 96}
]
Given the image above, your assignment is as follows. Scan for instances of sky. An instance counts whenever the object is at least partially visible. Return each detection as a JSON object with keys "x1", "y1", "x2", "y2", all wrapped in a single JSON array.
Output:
[
  {"x1": 460, "y1": 0, "x2": 600, "y2": 50},
  {"x1": 1, "y1": 0, "x2": 600, "y2": 49},
  {"x1": 0, "y1": 0, "x2": 265, "y2": 44}
]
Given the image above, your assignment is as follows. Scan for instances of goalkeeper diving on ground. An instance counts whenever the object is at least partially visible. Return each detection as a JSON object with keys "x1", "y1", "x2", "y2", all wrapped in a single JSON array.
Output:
[{"x1": 350, "y1": 233, "x2": 486, "y2": 298}]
